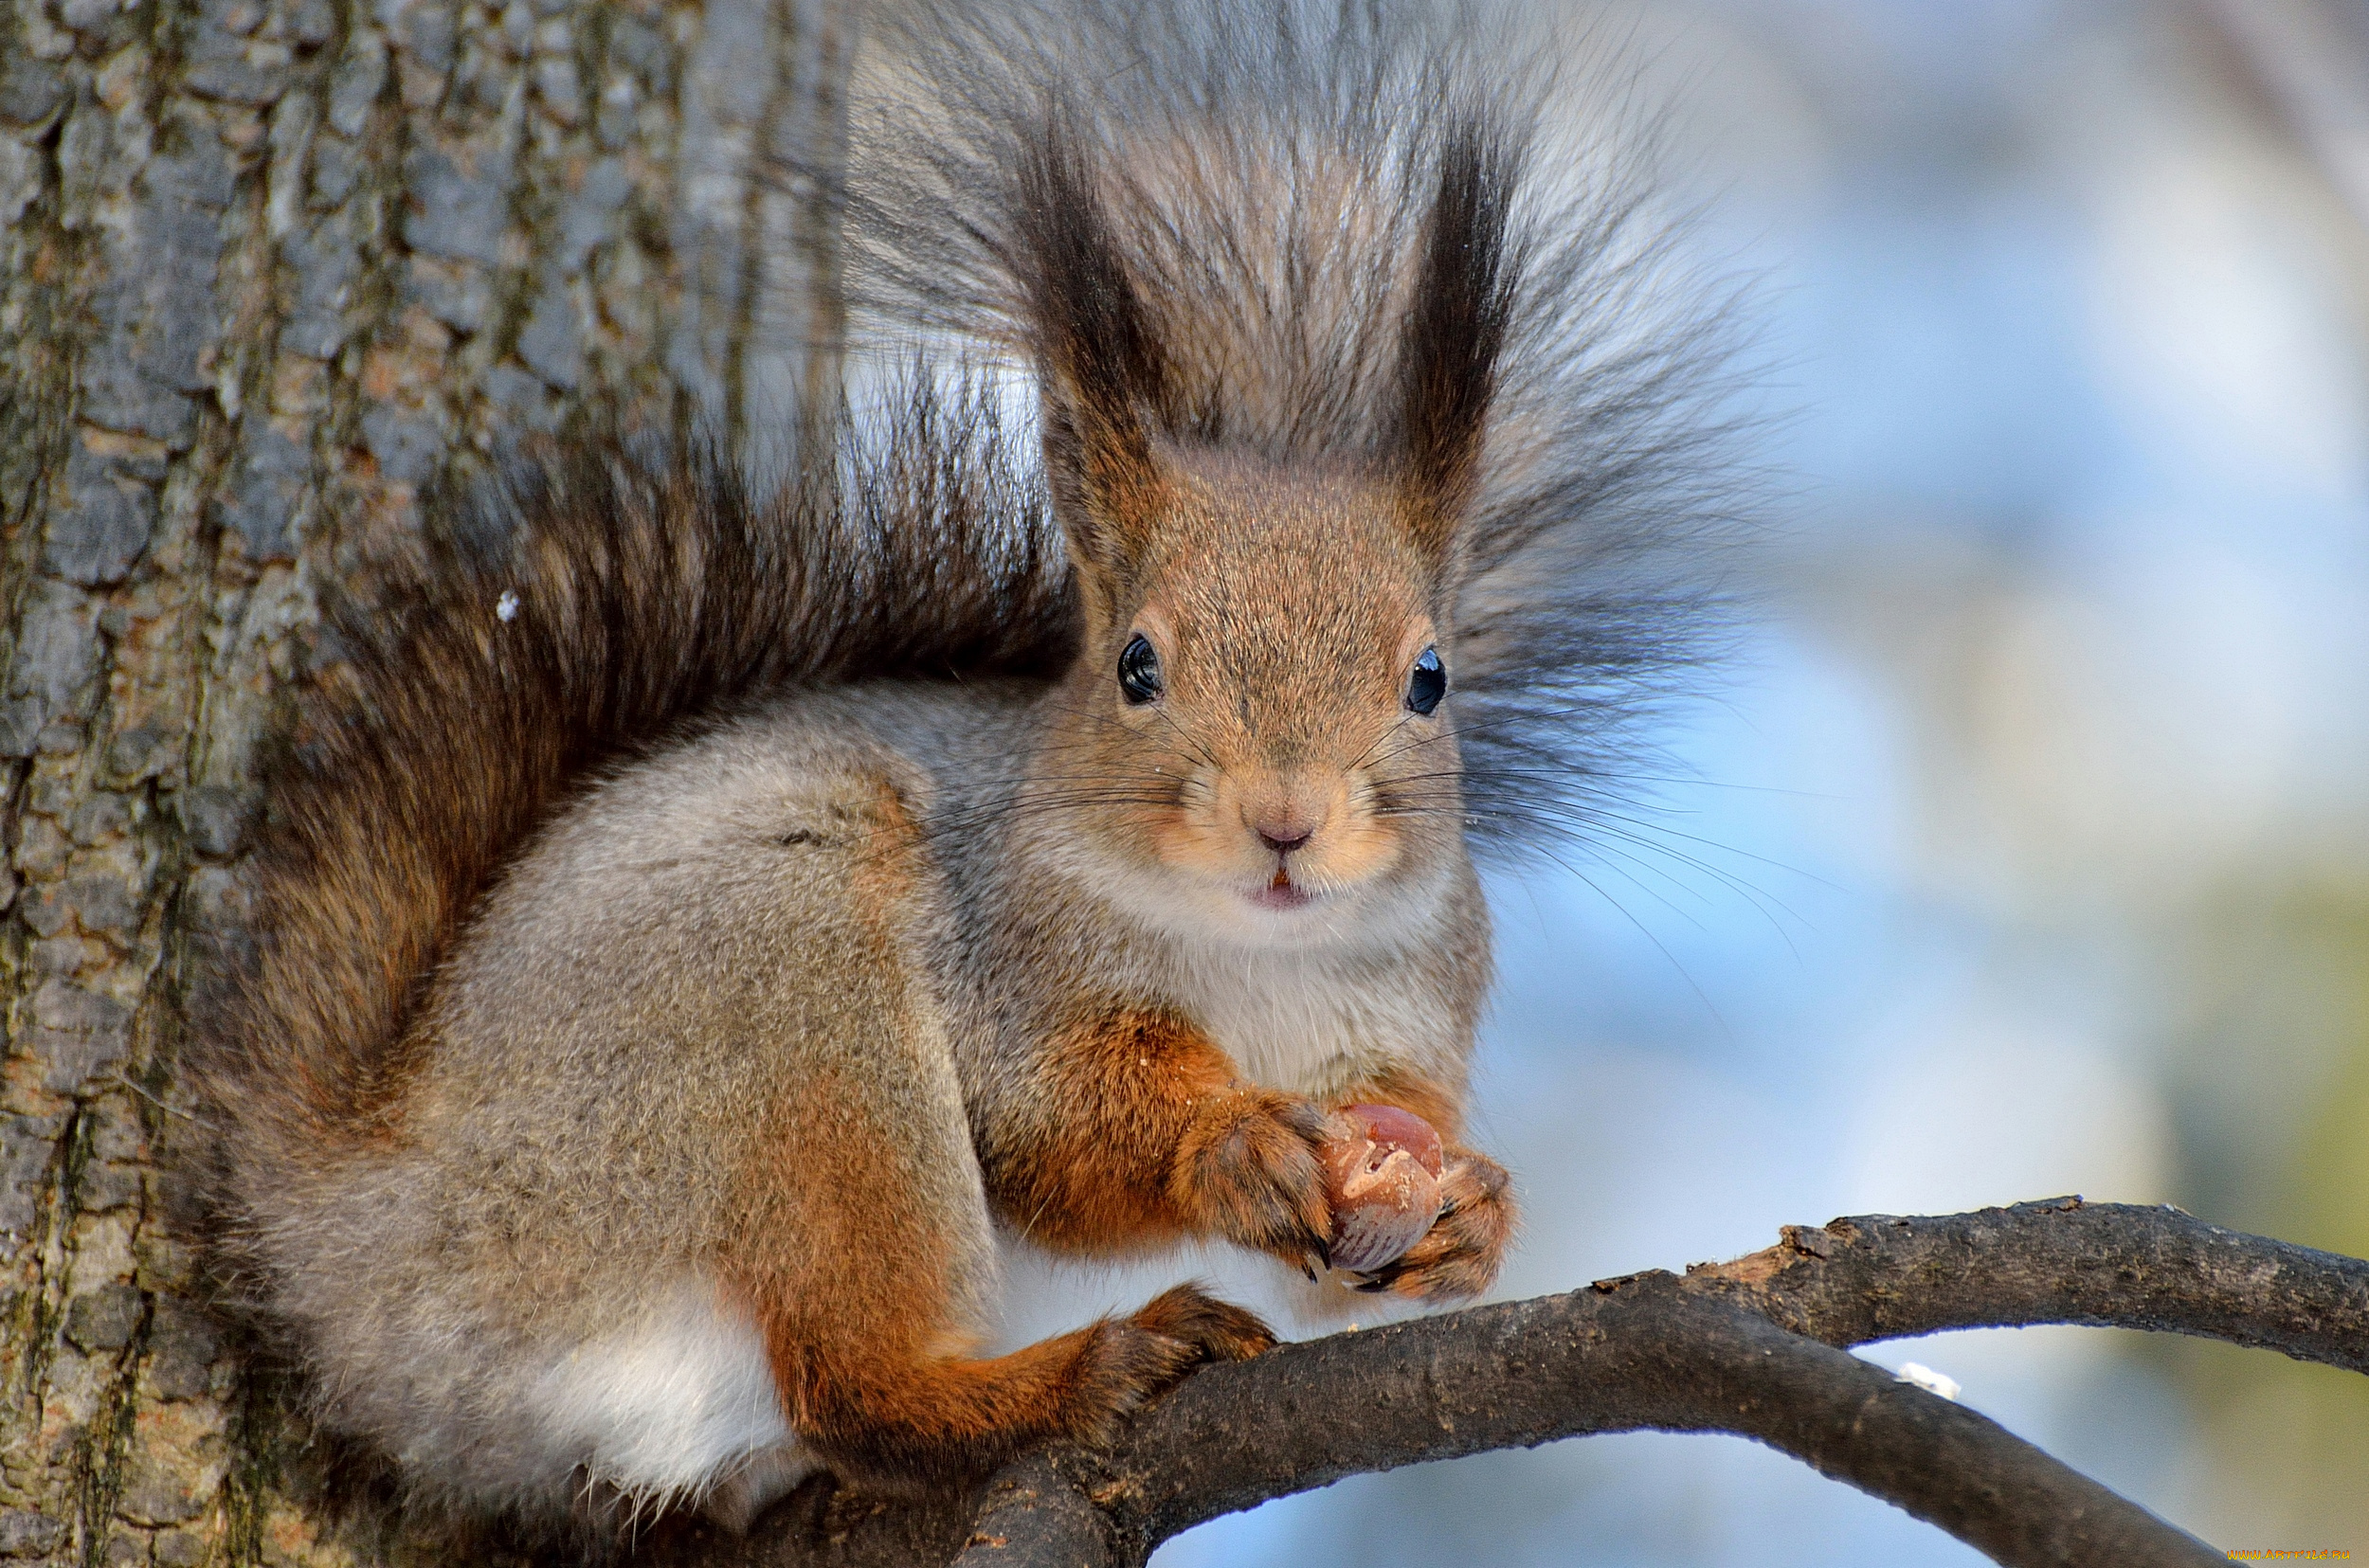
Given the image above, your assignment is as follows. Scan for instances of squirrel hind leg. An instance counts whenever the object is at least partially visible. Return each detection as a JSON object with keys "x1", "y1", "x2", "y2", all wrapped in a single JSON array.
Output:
[{"x1": 768, "y1": 1283, "x2": 1273, "y2": 1488}]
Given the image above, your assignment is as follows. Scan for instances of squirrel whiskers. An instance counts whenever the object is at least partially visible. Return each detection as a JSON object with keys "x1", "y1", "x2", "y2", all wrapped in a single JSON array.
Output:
[
  {"x1": 851, "y1": 0, "x2": 1750, "y2": 864},
  {"x1": 193, "y1": 0, "x2": 1747, "y2": 1546}
]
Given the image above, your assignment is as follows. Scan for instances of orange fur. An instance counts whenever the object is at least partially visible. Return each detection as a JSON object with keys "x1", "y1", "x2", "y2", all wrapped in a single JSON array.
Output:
[
  {"x1": 1339, "y1": 1068, "x2": 1468, "y2": 1143},
  {"x1": 765, "y1": 1289, "x2": 1269, "y2": 1487},
  {"x1": 731, "y1": 1062, "x2": 1268, "y2": 1487},
  {"x1": 982, "y1": 1008, "x2": 1333, "y2": 1268}
]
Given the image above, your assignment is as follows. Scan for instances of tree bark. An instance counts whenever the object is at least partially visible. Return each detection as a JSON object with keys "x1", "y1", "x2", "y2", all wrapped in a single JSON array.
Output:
[
  {"x1": 9, "y1": 5, "x2": 2368, "y2": 1568},
  {"x1": 0, "y1": 0, "x2": 845, "y2": 1560}
]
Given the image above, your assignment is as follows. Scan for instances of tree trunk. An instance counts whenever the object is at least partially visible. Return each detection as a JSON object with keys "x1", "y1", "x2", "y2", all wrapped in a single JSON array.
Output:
[{"x1": 0, "y1": 0, "x2": 847, "y2": 1559}]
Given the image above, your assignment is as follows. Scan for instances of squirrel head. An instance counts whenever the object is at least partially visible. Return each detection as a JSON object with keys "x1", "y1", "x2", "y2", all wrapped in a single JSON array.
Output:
[
  {"x1": 1034, "y1": 449, "x2": 1463, "y2": 945},
  {"x1": 1011, "y1": 117, "x2": 1515, "y2": 945}
]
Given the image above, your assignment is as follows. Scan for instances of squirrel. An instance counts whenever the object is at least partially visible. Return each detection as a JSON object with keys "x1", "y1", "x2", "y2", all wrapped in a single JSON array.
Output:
[{"x1": 192, "y1": 0, "x2": 1739, "y2": 1544}]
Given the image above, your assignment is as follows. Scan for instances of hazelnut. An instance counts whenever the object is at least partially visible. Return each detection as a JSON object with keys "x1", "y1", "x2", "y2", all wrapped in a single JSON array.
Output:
[{"x1": 1321, "y1": 1104, "x2": 1445, "y2": 1273}]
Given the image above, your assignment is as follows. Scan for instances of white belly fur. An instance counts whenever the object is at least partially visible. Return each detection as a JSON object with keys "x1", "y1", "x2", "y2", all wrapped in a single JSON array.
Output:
[
  {"x1": 527, "y1": 1277, "x2": 814, "y2": 1528},
  {"x1": 1174, "y1": 945, "x2": 1454, "y2": 1099}
]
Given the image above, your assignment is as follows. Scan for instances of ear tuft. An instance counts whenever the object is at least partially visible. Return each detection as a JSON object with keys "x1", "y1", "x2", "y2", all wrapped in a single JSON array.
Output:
[
  {"x1": 1012, "y1": 116, "x2": 1171, "y2": 575},
  {"x1": 1398, "y1": 118, "x2": 1522, "y2": 557}
]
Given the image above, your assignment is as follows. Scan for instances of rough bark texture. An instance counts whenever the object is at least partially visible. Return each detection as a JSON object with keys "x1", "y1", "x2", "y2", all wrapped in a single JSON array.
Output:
[{"x1": 0, "y1": 0, "x2": 845, "y2": 1560}]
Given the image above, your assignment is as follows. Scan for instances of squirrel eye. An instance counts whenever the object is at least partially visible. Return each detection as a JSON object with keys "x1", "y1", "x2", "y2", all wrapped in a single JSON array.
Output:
[
  {"x1": 1405, "y1": 646, "x2": 1446, "y2": 715},
  {"x1": 1118, "y1": 633, "x2": 1163, "y2": 705}
]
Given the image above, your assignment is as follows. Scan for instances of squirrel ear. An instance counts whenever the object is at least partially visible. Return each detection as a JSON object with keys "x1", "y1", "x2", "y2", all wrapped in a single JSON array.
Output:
[
  {"x1": 1398, "y1": 118, "x2": 1520, "y2": 560},
  {"x1": 1014, "y1": 119, "x2": 1171, "y2": 584}
]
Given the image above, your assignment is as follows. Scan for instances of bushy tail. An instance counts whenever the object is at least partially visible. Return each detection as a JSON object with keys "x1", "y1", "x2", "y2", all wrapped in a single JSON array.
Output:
[{"x1": 193, "y1": 373, "x2": 1071, "y2": 1211}]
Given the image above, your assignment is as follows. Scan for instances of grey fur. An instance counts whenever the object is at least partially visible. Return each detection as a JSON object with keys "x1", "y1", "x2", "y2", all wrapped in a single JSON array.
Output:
[{"x1": 194, "y1": 0, "x2": 1748, "y2": 1546}]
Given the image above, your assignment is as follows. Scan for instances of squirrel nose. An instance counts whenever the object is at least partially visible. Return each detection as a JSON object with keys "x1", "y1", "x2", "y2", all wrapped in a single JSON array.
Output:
[
  {"x1": 1257, "y1": 825, "x2": 1312, "y2": 856},
  {"x1": 1251, "y1": 806, "x2": 1316, "y2": 856}
]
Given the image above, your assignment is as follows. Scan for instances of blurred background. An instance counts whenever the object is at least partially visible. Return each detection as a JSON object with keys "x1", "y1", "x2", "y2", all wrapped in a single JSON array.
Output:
[{"x1": 996, "y1": 0, "x2": 2369, "y2": 1560}]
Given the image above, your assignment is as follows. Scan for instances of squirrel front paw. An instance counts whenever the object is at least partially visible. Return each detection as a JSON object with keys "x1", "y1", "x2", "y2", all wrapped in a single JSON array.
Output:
[
  {"x1": 1349, "y1": 1147, "x2": 1513, "y2": 1302},
  {"x1": 1167, "y1": 1088, "x2": 1337, "y2": 1272}
]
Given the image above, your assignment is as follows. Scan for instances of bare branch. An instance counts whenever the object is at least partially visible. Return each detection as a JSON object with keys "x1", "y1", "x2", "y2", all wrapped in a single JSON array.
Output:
[
  {"x1": 1690, "y1": 1195, "x2": 2369, "y2": 1369},
  {"x1": 2192, "y1": 0, "x2": 2369, "y2": 233},
  {"x1": 967, "y1": 1277, "x2": 2219, "y2": 1568},
  {"x1": 678, "y1": 1198, "x2": 2358, "y2": 1568}
]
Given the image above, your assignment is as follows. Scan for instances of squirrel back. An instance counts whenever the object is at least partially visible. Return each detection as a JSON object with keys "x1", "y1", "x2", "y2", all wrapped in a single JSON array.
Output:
[{"x1": 194, "y1": 379, "x2": 1070, "y2": 1202}]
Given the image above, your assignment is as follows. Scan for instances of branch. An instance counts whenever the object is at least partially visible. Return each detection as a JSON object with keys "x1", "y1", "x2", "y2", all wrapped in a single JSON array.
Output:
[
  {"x1": 947, "y1": 1278, "x2": 2215, "y2": 1568},
  {"x1": 2192, "y1": 0, "x2": 2369, "y2": 233},
  {"x1": 680, "y1": 1199, "x2": 2368, "y2": 1568},
  {"x1": 1690, "y1": 1194, "x2": 2369, "y2": 1369}
]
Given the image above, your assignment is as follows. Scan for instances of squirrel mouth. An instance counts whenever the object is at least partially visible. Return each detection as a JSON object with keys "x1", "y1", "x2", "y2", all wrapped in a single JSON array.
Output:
[{"x1": 1251, "y1": 867, "x2": 1315, "y2": 910}]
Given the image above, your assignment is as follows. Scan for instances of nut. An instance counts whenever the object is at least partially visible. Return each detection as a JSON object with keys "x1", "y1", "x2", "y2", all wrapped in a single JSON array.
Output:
[{"x1": 1321, "y1": 1104, "x2": 1445, "y2": 1273}]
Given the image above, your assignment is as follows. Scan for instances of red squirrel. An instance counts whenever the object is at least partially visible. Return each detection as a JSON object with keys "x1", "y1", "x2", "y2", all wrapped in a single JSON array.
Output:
[{"x1": 194, "y1": 0, "x2": 1740, "y2": 1542}]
